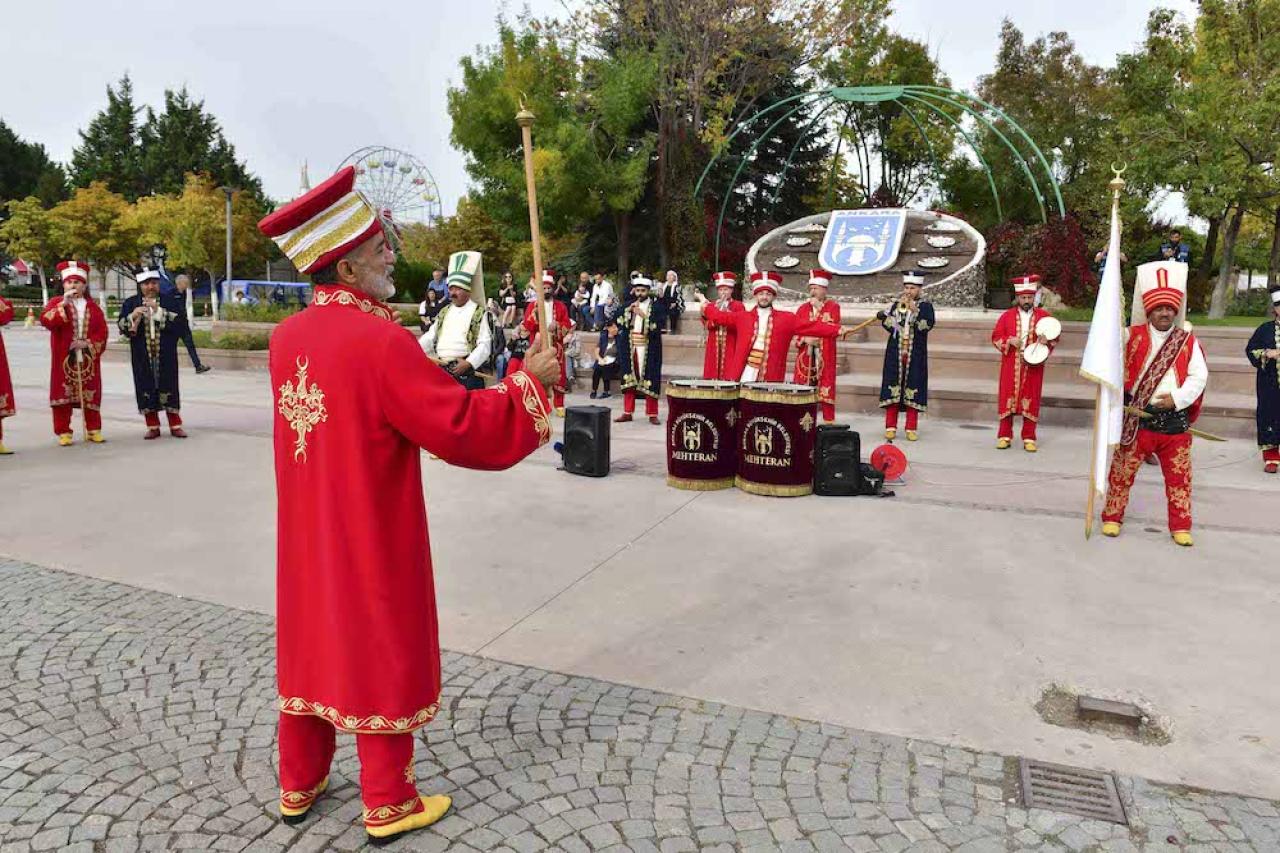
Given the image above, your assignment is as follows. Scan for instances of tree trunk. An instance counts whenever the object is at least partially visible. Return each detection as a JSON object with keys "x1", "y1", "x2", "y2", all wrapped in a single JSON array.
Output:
[
  {"x1": 1268, "y1": 205, "x2": 1280, "y2": 290},
  {"x1": 1197, "y1": 208, "x2": 1224, "y2": 281},
  {"x1": 615, "y1": 210, "x2": 631, "y2": 282},
  {"x1": 36, "y1": 264, "x2": 48, "y2": 304},
  {"x1": 1209, "y1": 203, "x2": 1245, "y2": 318},
  {"x1": 655, "y1": 108, "x2": 671, "y2": 270}
]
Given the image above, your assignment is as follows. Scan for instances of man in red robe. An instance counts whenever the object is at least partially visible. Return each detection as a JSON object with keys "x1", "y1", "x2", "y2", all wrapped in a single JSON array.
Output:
[
  {"x1": 0, "y1": 294, "x2": 14, "y2": 454},
  {"x1": 792, "y1": 269, "x2": 842, "y2": 422},
  {"x1": 1102, "y1": 263, "x2": 1207, "y2": 546},
  {"x1": 701, "y1": 271, "x2": 743, "y2": 380},
  {"x1": 991, "y1": 274, "x2": 1055, "y2": 452},
  {"x1": 696, "y1": 271, "x2": 845, "y2": 383},
  {"x1": 520, "y1": 269, "x2": 574, "y2": 416},
  {"x1": 259, "y1": 167, "x2": 560, "y2": 845},
  {"x1": 40, "y1": 261, "x2": 108, "y2": 446}
]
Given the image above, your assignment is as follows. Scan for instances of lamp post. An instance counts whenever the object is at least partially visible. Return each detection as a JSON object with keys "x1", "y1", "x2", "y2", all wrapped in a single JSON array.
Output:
[{"x1": 217, "y1": 186, "x2": 234, "y2": 321}]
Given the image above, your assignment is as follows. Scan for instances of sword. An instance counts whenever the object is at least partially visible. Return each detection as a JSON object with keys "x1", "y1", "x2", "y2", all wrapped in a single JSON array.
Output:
[{"x1": 1125, "y1": 406, "x2": 1227, "y2": 442}]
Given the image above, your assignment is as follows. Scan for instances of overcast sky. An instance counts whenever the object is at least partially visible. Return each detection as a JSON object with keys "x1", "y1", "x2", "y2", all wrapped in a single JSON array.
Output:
[{"x1": 6, "y1": 0, "x2": 1196, "y2": 217}]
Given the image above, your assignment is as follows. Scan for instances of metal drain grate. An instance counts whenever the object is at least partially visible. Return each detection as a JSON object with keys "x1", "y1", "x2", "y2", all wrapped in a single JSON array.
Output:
[{"x1": 1018, "y1": 758, "x2": 1128, "y2": 825}]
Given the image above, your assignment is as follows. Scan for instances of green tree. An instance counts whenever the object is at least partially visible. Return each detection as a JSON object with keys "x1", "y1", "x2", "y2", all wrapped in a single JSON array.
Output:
[
  {"x1": 398, "y1": 196, "x2": 516, "y2": 295},
  {"x1": 48, "y1": 182, "x2": 140, "y2": 302},
  {"x1": 0, "y1": 196, "x2": 61, "y2": 301},
  {"x1": 0, "y1": 120, "x2": 69, "y2": 208},
  {"x1": 138, "y1": 87, "x2": 265, "y2": 201},
  {"x1": 70, "y1": 75, "x2": 146, "y2": 200}
]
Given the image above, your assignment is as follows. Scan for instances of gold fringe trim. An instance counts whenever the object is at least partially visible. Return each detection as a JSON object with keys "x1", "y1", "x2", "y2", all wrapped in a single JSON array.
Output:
[
  {"x1": 735, "y1": 476, "x2": 812, "y2": 497},
  {"x1": 739, "y1": 387, "x2": 817, "y2": 405},
  {"x1": 666, "y1": 475, "x2": 735, "y2": 491},
  {"x1": 364, "y1": 796, "x2": 421, "y2": 826},
  {"x1": 278, "y1": 695, "x2": 439, "y2": 734},
  {"x1": 666, "y1": 383, "x2": 739, "y2": 401}
]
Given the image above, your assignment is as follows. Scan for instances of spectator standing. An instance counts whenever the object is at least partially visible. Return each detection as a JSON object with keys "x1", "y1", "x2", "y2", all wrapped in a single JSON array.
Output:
[
  {"x1": 589, "y1": 272, "x2": 614, "y2": 330},
  {"x1": 660, "y1": 270, "x2": 684, "y2": 333},
  {"x1": 498, "y1": 272, "x2": 518, "y2": 326},
  {"x1": 1159, "y1": 230, "x2": 1191, "y2": 265},
  {"x1": 427, "y1": 268, "x2": 449, "y2": 302},
  {"x1": 173, "y1": 274, "x2": 210, "y2": 373},
  {"x1": 591, "y1": 321, "x2": 619, "y2": 398},
  {"x1": 564, "y1": 329, "x2": 581, "y2": 389}
]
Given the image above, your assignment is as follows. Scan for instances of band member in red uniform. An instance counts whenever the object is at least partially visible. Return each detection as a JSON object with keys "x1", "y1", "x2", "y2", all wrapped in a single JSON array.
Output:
[
  {"x1": 701, "y1": 271, "x2": 743, "y2": 380},
  {"x1": 615, "y1": 274, "x2": 666, "y2": 424},
  {"x1": 1102, "y1": 263, "x2": 1208, "y2": 546},
  {"x1": 792, "y1": 269, "x2": 841, "y2": 422},
  {"x1": 991, "y1": 274, "x2": 1055, "y2": 452},
  {"x1": 259, "y1": 166, "x2": 559, "y2": 846},
  {"x1": 40, "y1": 261, "x2": 108, "y2": 446},
  {"x1": 520, "y1": 269, "x2": 574, "y2": 416},
  {"x1": 696, "y1": 271, "x2": 845, "y2": 383},
  {"x1": 0, "y1": 294, "x2": 14, "y2": 455}
]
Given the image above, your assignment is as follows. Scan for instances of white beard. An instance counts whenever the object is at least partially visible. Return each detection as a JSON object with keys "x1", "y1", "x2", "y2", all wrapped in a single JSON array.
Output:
[{"x1": 365, "y1": 273, "x2": 395, "y2": 301}]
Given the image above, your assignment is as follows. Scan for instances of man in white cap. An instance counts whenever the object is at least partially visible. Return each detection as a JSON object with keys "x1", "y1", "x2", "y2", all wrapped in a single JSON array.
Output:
[
  {"x1": 792, "y1": 269, "x2": 842, "y2": 422},
  {"x1": 878, "y1": 271, "x2": 935, "y2": 441},
  {"x1": 419, "y1": 251, "x2": 493, "y2": 391},
  {"x1": 1246, "y1": 289, "x2": 1280, "y2": 473},
  {"x1": 520, "y1": 269, "x2": 574, "y2": 415},
  {"x1": 119, "y1": 265, "x2": 191, "y2": 438},
  {"x1": 615, "y1": 274, "x2": 666, "y2": 424},
  {"x1": 990, "y1": 274, "x2": 1055, "y2": 452},
  {"x1": 1102, "y1": 262, "x2": 1208, "y2": 546},
  {"x1": 701, "y1": 271, "x2": 743, "y2": 380},
  {"x1": 40, "y1": 261, "x2": 108, "y2": 446}
]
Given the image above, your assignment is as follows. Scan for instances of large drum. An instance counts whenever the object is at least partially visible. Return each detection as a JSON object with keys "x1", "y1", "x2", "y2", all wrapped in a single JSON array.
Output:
[
  {"x1": 665, "y1": 379, "x2": 739, "y2": 490},
  {"x1": 736, "y1": 383, "x2": 819, "y2": 497}
]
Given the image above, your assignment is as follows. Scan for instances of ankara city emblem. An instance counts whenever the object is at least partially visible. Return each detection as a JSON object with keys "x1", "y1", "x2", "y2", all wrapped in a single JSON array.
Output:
[{"x1": 819, "y1": 209, "x2": 907, "y2": 275}]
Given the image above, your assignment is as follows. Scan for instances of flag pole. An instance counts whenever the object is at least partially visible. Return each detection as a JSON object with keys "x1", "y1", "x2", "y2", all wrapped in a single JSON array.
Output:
[
  {"x1": 1085, "y1": 166, "x2": 1127, "y2": 539},
  {"x1": 515, "y1": 101, "x2": 550, "y2": 346}
]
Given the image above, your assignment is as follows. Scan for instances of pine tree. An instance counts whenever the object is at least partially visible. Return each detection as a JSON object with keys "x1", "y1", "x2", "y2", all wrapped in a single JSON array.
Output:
[
  {"x1": 70, "y1": 75, "x2": 145, "y2": 200},
  {"x1": 138, "y1": 87, "x2": 264, "y2": 201},
  {"x1": 0, "y1": 119, "x2": 68, "y2": 207}
]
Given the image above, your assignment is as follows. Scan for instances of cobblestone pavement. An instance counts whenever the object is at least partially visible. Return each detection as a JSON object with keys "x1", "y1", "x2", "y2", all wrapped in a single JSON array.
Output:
[{"x1": 1, "y1": 559, "x2": 1276, "y2": 853}]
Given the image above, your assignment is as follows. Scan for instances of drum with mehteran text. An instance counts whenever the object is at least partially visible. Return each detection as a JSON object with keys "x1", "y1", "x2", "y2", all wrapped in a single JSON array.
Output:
[
  {"x1": 736, "y1": 383, "x2": 818, "y2": 497},
  {"x1": 665, "y1": 380, "x2": 739, "y2": 490}
]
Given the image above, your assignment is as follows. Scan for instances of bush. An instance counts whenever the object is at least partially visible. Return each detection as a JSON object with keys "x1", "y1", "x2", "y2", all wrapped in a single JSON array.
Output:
[
  {"x1": 192, "y1": 330, "x2": 270, "y2": 350},
  {"x1": 222, "y1": 303, "x2": 301, "y2": 323},
  {"x1": 393, "y1": 259, "x2": 432, "y2": 303},
  {"x1": 986, "y1": 215, "x2": 1096, "y2": 308},
  {"x1": 397, "y1": 309, "x2": 419, "y2": 328},
  {"x1": 1228, "y1": 286, "x2": 1276, "y2": 317}
]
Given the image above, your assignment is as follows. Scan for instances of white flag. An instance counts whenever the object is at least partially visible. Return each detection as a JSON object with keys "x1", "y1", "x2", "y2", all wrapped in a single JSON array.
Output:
[{"x1": 1079, "y1": 199, "x2": 1126, "y2": 513}]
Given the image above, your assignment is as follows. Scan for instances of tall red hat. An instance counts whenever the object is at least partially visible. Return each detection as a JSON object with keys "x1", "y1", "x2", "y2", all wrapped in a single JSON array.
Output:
[
  {"x1": 57, "y1": 261, "x2": 90, "y2": 284},
  {"x1": 749, "y1": 270, "x2": 781, "y2": 295},
  {"x1": 542, "y1": 269, "x2": 556, "y2": 286},
  {"x1": 257, "y1": 166, "x2": 382, "y2": 275},
  {"x1": 808, "y1": 269, "x2": 832, "y2": 287},
  {"x1": 712, "y1": 271, "x2": 737, "y2": 288},
  {"x1": 1011, "y1": 273, "x2": 1041, "y2": 295},
  {"x1": 1139, "y1": 265, "x2": 1185, "y2": 313}
]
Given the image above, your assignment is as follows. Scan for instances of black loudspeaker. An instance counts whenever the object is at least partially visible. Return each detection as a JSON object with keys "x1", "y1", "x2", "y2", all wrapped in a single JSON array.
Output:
[
  {"x1": 563, "y1": 406, "x2": 610, "y2": 477},
  {"x1": 814, "y1": 424, "x2": 861, "y2": 496}
]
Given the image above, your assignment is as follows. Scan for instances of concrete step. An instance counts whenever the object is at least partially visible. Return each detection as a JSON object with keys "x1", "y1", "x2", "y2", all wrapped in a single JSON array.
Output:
[{"x1": 652, "y1": 363, "x2": 1256, "y2": 439}]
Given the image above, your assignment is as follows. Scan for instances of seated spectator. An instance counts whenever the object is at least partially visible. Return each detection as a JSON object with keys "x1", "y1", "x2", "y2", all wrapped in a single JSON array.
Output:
[
  {"x1": 418, "y1": 289, "x2": 443, "y2": 332},
  {"x1": 571, "y1": 279, "x2": 591, "y2": 328}
]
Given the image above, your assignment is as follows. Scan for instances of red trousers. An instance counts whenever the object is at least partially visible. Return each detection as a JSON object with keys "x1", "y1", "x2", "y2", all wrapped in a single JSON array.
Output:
[
  {"x1": 623, "y1": 391, "x2": 658, "y2": 416},
  {"x1": 1103, "y1": 430, "x2": 1193, "y2": 533},
  {"x1": 1264, "y1": 447, "x2": 1279, "y2": 464},
  {"x1": 144, "y1": 411, "x2": 183, "y2": 429},
  {"x1": 278, "y1": 712, "x2": 424, "y2": 828},
  {"x1": 997, "y1": 415, "x2": 1037, "y2": 441},
  {"x1": 818, "y1": 402, "x2": 835, "y2": 423},
  {"x1": 884, "y1": 405, "x2": 919, "y2": 431},
  {"x1": 53, "y1": 405, "x2": 101, "y2": 435}
]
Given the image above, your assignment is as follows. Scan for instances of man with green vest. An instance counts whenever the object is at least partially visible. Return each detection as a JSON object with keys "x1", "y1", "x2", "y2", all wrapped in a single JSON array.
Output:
[{"x1": 419, "y1": 251, "x2": 494, "y2": 390}]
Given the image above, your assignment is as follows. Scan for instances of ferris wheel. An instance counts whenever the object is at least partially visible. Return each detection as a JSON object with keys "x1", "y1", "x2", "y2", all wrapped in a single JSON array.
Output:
[{"x1": 337, "y1": 146, "x2": 443, "y2": 226}]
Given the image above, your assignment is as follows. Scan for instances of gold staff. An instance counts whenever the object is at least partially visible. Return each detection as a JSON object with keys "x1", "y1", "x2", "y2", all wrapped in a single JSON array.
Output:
[{"x1": 515, "y1": 100, "x2": 550, "y2": 347}]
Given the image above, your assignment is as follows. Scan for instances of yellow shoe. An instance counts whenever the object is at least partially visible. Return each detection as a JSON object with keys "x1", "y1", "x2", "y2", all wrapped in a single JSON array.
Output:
[
  {"x1": 995, "y1": 437, "x2": 1011, "y2": 450},
  {"x1": 87, "y1": 430, "x2": 105, "y2": 444},
  {"x1": 366, "y1": 795, "x2": 452, "y2": 845},
  {"x1": 905, "y1": 430, "x2": 918, "y2": 442},
  {"x1": 884, "y1": 428, "x2": 896, "y2": 441},
  {"x1": 1172, "y1": 531, "x2": 1194, "y2": 547},
  {"x1": 555, "y1": 407, "x2": 566, "y2": 418},
  {"x1": 280, "y1": 775, "x2": 328, "y2": 825},
  {"x1": 0, "y1": 442, "x2": 12, "y2": 456},
  {"x1": 1023, "y1": 439, "x2": 1037, "y2": 453},
  {"x1": 57, "y1": 433, "x2": 74, "y2": 447},
  {"x1": 1101, "y1": 522, "x2": 1121, "y2": 538}
]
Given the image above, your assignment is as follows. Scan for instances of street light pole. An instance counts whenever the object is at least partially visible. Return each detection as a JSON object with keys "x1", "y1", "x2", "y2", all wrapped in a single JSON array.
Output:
[{"x1": 218, "y1": 186, "x2": 234, "y2": 321}]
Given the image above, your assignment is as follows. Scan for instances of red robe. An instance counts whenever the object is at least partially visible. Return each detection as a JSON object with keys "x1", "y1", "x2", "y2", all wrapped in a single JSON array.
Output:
[
  {"x1": 39, "y1": 295, "x2": 108, "y2": 411},
  {"x1": 702, "y1": 299, "x2": 744, "y2": 380},
  {"x1": 0, "y1": 298, "x2": 14, "y2": 419},
  {"x1": 520, "y1": 298, "x2": 574, "y2": 392},
  {"x1": 270, "y1": 284, "x2": 551, "y2": 734},
  {"x1": 991, "y1": 306, "x2": 1055, "y2": 420},
  {"x1": 702, "y1": 302, "x2": 838, "y2": 383},
  {"x1": 792, "y1": 299, "x2": 842, "y2": 409}
]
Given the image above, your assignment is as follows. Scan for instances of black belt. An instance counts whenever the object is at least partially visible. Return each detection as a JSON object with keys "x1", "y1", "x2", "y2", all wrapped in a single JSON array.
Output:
[{"x1": 1140, "y1": 406, "x2": 1190, "y2": 435}]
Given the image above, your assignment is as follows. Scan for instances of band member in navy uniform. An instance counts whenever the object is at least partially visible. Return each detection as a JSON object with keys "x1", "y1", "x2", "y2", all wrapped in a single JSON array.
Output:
[
  {"x1": 878, "y1": 271, "x2": 935, "y2": 441},
  {"x1": 1246, "y1": 289, "x2": 1280, "y2": 473},
  {"x1": 119, "y1": 266, "x2": 190, "y2": 439},
  {"x1": 615, "y1": 274, "x2": 667, "y2": 424}
]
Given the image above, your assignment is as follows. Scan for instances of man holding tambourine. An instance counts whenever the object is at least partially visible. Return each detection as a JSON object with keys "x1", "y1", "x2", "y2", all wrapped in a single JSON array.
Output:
[{"x1": 990, "y1": 274, "x2": 1060, "y2": 452}]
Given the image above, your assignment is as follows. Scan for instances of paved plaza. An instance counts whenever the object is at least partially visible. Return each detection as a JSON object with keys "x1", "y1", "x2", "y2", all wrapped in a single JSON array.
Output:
[{"x1": 2, "y1": 558, "x2": 1278, "y2": 853}]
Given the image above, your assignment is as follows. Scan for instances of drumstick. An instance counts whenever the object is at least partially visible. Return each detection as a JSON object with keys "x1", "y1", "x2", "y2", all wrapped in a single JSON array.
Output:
[{"x1": 1125, "y1": 406, "x2": 1227, "y2": 442}]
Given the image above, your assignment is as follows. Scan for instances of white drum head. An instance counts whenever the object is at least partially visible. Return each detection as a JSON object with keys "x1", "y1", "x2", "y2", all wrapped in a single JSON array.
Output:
[
  {"x1": 1023, "y1": 342, "x2": 1050, "y2": 365},
  {"x1": 1035, "y1": 316, "x2": 1062, "y2": 341}
]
